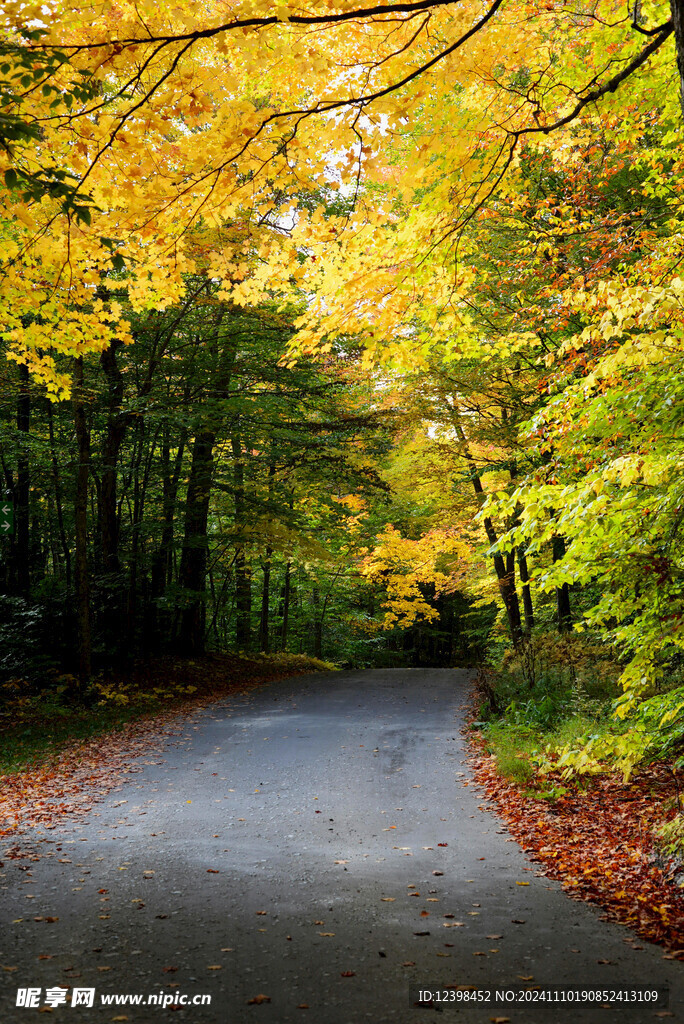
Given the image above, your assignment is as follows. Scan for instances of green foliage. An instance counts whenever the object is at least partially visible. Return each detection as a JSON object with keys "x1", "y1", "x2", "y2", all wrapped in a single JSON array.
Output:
[{"x1": 655, "y1": 814, "x2": 684, "y2": 866}]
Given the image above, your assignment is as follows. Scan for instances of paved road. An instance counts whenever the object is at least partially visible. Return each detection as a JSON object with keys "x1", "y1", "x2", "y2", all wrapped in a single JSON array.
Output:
[{"x1": 1, "y1": 669, "x2": 681, "y2": 1023}]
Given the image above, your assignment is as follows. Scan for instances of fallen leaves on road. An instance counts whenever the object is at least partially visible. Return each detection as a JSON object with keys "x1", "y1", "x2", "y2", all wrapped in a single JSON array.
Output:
[
  {"x1": 1, "y1": 655, "x2": 318, "y2": 841},
  {"x1": 247, "y1": 994, "x2": 271, "y2": 1005},
  {"x1": 468, "y1": 732, "x2": 684, "y2": 952}
]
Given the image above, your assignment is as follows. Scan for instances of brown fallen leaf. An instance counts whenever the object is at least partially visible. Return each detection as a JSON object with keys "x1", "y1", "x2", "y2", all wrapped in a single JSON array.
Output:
[
  {"x1": 490, "y1": 1017, "x2": 511, "y2": 1023},
  {"x1": 487, "y1": 935, "x2": 503, "y2": 940},
  {"x1": 340, "y1": 971, "x2": 355, "y2": 977},
  {"x1": 420, "y1": 911, "x2": 430, "y2": 917},
  {"x1": 256, "y1": 911, "x2": 267, "y2": 916},
  {"x1": 402, "y1": 961, "x2": 416, "y2": 966},
  {"x1": 318, "y1": 932, "x2": 335, "y2": 937},
  {"x1": 381, "y1": 897, "x2": 395, "y2": 902},
  {"x1": 207, "y1": 965, "x2": 222, "y2": 970},
  {"x1": 97, "y1": 966, "x2": 113, "y2": 972},
  {"x1": 111, "y1": 1017, "x2": 129, "y2": 1022},
  {"x1": 518, "y1": 976, "x2": 534, "y2": 981},
  {"x1": 443, "y1": 922, "x2": 465, "y2": 928},
  {"x1": 207, "y1": 869, "x2": 220, "y2": 874},
  {"x1": 247, "y1": 995, "x2": 271, "y2": 1005},
  {"x1": 432, "y1": 870, "x2": 443, "y2": 876},
  {"x1": 437, "y1": 843, "x2": 448, "y2": 847},
  {"x1": 162, "y1": 967, "x2": 178, "y2": 973},
  {"x1": 297, "y1": 1005, "x2": 309, "y2": 1010},
  {"x1": 313, "y1": 920, "x2": 324, "y2": 925}
]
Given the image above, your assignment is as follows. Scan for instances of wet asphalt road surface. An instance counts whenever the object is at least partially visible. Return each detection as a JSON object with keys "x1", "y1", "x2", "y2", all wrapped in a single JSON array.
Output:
[{"x1": 1, "y1": 668, "x2": 682, "y2": 1024}]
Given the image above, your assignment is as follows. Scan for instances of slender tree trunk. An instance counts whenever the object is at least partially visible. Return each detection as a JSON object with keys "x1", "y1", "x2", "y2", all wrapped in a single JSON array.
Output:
[
  {"x1": 15, "y1": 363, "x2": 30, "y2": 597},
  {"x1": 453, "y1": 417, "x2": 523, "y2": 647},
  {"x1": 99, "y1": 339, "x2": 128, "y2": 574},
  {"x1": 552, "y1": 535, "x2": 572, "y2": 633},
  {"x1": 518, "y1": 548, "x2": 534, "y2": 636},
  {"x1": 259, "y1": 547, "x2": 272, "y2": 653},
  {"x1": 150, "y1": 422, "x2": 186, "y2": 645},
  {"x1": 47, "y1": 402, "x2": 71, "y2": 589},
  {"x1": 281, "y1": 561, "x2": 291, "y2": 650},
  {"x1": 73, "y1": 356, "x2": 92, "y2": 684},
  {"x1": 177, "y1": 321, "x2": 234, "y2": 655},
  {"x1": 672, "y1": 0, "x2": 684, "y2": 117},
  {"x1": 311, "y1": 585, "x2": 323, "y2": 660},
  {"x1": 232, "y1": 431, "x2": 252, "y2": 652},
  {"x1": 178, "y1": 428, "x2": 216, "y2": 654}
]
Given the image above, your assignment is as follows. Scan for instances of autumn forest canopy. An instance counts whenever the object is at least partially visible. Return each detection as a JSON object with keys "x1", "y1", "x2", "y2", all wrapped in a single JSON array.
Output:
[{"x1": 1, "y1": 0, "x2": 684, "y2": 776}]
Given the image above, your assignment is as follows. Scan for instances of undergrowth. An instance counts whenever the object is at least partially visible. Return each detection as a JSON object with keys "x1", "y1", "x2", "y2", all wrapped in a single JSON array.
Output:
[
  {"x1": 0, "y1": 652, "x2": 335, "y2": 775},
  {"x1": 478, "y1": 633, "x2": 684, "y2": 802}
]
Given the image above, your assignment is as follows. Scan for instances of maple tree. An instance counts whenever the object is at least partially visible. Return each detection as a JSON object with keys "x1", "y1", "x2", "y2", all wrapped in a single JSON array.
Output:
[{"x1": 1, "y1": 0, "x2": 684, "y2": 780}]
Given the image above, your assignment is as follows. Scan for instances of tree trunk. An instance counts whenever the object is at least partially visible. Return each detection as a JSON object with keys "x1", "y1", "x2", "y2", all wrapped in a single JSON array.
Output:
[
  {"x1": 552, "y1": 535, "x2": 572, "y2": 633},
  {"x1": 453, "y1": 417, "x2": 523, "y2": 647},
  {"x1": 673, "y1": 0, "x2": 684, "y2": 117},
  {"x1": 281, "y1": 561, "x2": 291, "y2": 649},
  {"x1": 177, "y1": 320, "x2": 234, "y2": 654},
  {"x1": 178, "y1": 428, "x2": 215, "y2": 654},
  {"x1": 259, "y1": 547, "x2": 272, "y2": 653},
  {"x1": 311, "y1": 585, "x2": 323, "y2": 660},
  {"x1": 15, "y1": 363, "x2": 30, "y2": 597},
  {"x1": 518, "y1": 547, "x2": 534, "y2": 635},
  {"x1": 98, "y1": 339, "x2": 128, "y2": 574},
  {"x1": 47, "y1": 402, "x2": 71, "y2": 590},
  {"x1": 73, "y1": 356, "x2": 92, "y2": 684},
  {"x1": 232, "y1": 432, "x2": 252, "y2": 652},
  {"x1": 149, "y1": 421, "x2": 186, "y2": 645}
]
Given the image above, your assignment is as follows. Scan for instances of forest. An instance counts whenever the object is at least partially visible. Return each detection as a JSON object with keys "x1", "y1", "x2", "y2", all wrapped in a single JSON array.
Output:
[{"x1": 1, "y1": 0, "x2": 684, "y2": 870}]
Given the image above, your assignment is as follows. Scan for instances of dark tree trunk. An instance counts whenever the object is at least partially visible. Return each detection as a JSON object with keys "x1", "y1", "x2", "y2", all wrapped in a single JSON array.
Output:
[
  {"x1": 311, "y1": 585, "x2": 323, "y2": 660},
  {"x1": 518, "y1": 547, "x2": 534, "y2": 636},
  {"x1": 15, "y1": 363, "x2": 30, "y2": 597},
  {"x1": 232, "y1": 432, "x2": 252, "y2": 652},
  {"x1": 552, "y1": 535, "x2": 572, "y2": 633},
  {"x1": 98, "y1": 339, "x2": 128, "y2": 574},
  {"x1": 280, "y1": 561, "x2": 291, "y2": 649},
  {"x1": 178, "y1": 428, "x2": 216, "y2": 654},
  {"x1": 73, "y1": 356, "x2": 92, "y2": 684},
  {"x1": 673, "y1": 0, "x2": 684, "y2": 117},
  {"x1": 149, "y1": 422, "x2": 186, "y2": 645},
  {"x1": 177, "y1": 321, "x2": 234, "y2": 655},
  {"x1": 259, "y1": 547, "x2": 272, "y2": 653},
  {"x1": 47, "y1": 402, "x2": 71, "y2": 589},
  {"x1": 454, "y1": 416, "x2": 523, "y2": 647}
]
